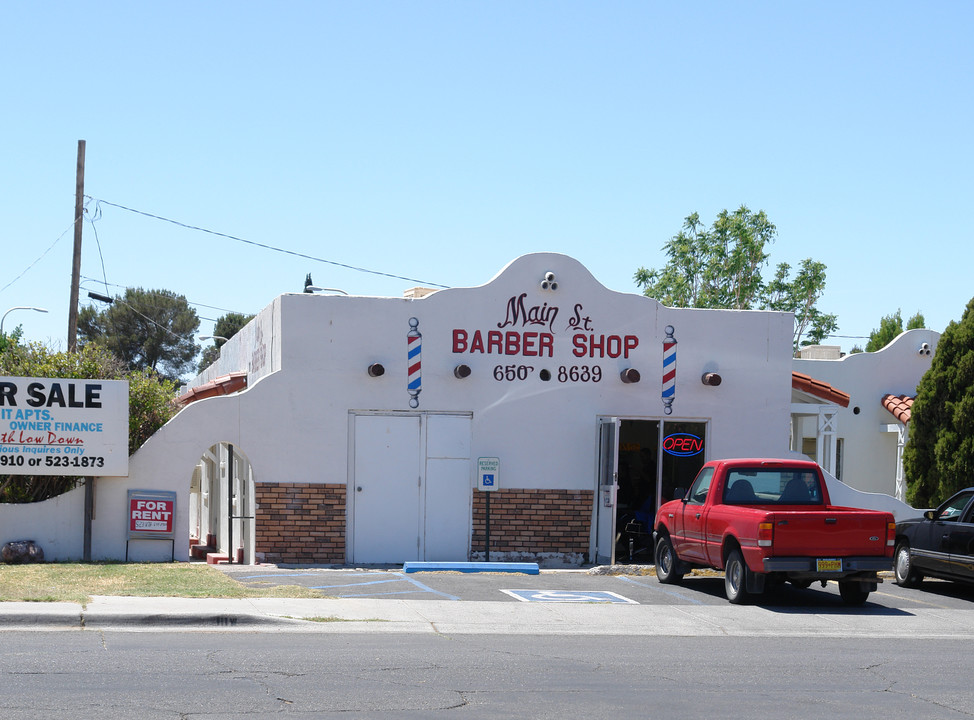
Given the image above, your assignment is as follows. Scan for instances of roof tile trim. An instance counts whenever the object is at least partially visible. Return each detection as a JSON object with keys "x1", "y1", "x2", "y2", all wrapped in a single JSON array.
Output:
[
  {"x1": 177, "y1": 372, "x2": 247, "y2": 406},
  {"x1": 881, "y1": 394, "x2": 914, "y2": 424},
  {"x1": 791, "y1": 372, "x2": 851, "y2": 408}
]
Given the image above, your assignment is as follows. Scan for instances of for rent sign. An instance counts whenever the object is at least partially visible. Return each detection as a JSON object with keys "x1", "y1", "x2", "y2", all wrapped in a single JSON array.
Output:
[
  {"x1": 128, "y1": 490, "x2": 176, "y2": 539},
  {"x1": 0, "y1": 376, "x2": 129, "y2": 476}
]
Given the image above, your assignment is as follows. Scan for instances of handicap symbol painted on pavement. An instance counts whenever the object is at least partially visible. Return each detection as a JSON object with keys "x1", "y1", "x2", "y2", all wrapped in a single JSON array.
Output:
[{"x1": 501, "y1": 589, "x2": 638, "y2": 604}]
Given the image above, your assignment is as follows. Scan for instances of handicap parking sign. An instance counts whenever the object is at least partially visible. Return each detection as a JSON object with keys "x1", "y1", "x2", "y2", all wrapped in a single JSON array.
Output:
[{"x1": 478, "y1": 457, "x2": 499, "y2": 492}]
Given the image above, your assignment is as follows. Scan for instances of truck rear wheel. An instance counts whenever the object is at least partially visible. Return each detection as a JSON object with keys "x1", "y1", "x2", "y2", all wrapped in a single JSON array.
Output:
[
  {"x1": 838, "y1": 581, "x2": 870, "y2": 605},
  {"x1": 724, "y1": 549, "x2": 751, "y2": 604},
  {"x1": 654, "y1": 534, "x2": 684, "y2": 584}
]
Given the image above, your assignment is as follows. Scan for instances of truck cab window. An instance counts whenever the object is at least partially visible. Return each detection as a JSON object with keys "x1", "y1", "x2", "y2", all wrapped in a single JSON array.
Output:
[{"x1": 687, "y1": 467, "x2": 714, "y2": 505}]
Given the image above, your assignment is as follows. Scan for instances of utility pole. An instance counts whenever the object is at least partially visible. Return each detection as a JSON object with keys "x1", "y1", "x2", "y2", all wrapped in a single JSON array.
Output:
[{"x1": 67, "y1": 139, "x2": 85, "y2": 352}]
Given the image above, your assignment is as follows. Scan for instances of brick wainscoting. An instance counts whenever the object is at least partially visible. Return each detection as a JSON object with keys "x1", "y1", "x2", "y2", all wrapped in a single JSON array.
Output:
[
  {"x1": 255, "y1": 483, "x2": 346, "y2": 564},
  {"x1": 472, "y1": 489, "x2": 593, "y2": 562}
]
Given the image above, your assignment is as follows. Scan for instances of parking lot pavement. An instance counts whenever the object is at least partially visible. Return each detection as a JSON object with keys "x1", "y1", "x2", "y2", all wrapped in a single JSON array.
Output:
[{"x1": 217, "y1": 564, "x2": 974, "y2": 611}]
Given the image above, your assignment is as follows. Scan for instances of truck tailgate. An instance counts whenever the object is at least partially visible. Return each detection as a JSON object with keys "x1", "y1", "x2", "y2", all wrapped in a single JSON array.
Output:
[{"x1": 770, "y1": 508, "x2": 890, "y2": 557}]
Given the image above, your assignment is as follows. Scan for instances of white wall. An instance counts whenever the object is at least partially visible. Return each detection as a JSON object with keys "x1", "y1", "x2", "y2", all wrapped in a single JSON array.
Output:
[
  {"x1": 0, "y1": 484, "x2": 86, "y2": 561},
  {"x1": 793, "y1": 329, "x2": 939, "y2": 496}
]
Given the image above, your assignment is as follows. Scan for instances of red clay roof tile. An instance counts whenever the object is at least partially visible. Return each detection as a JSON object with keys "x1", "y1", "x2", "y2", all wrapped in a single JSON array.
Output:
[
  {"x1": 882, "y1": 394, "x2": 914, "y2": 424},
  {"x1": 791, "y1": 372, "x2": 851, "y2": 407}
]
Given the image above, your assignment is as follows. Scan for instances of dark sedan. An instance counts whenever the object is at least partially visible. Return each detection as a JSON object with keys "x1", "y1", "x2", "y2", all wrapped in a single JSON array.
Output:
[{"x1": 894, "y1": 487, "x2": 974, "y2": 587}]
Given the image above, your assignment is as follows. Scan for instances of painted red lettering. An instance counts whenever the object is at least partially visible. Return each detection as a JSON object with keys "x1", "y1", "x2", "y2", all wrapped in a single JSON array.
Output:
[
  {"x1": 470, "y1": 331, "x2": 485, "y2": 353},
  {"x1": 539, "y1": 334, "x2": 554, "y2": 357},
  {"x1": 487, "y1": 331, "x2": 503, "y2": 354}
]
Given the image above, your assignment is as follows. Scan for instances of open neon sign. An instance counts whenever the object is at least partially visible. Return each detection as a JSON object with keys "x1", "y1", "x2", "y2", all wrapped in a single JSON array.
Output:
[{"x1": 663, "y1": 433, "x2": 703, "y2": 457}]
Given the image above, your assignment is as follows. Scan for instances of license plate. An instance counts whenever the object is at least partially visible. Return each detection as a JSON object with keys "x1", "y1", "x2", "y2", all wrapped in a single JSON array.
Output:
[{"x1": 817, "y1": 558, "x2": 842, "y2": 572}]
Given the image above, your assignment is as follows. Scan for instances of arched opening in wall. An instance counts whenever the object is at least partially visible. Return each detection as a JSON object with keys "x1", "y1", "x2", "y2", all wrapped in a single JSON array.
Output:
[{"x1": 188, "y1": 442, "x2": 256, "y2": 565}]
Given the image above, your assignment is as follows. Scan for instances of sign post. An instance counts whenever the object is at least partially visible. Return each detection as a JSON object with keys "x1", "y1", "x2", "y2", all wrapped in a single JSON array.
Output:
[{"x1": 477, "y1": 457, "x2": 499, "y2": 562}]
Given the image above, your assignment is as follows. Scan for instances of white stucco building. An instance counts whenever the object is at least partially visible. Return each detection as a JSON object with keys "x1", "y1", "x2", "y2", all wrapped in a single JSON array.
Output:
[
  {"x1": 792, "y1": 329, "x2": 940, "y2": 502},
  {"x1": 0, "y1": 253, "x2": 925, "y2": 565}
]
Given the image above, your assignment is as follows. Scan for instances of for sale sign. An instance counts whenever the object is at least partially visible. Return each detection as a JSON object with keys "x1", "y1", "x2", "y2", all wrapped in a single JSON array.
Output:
[
  {"x1": 0, "y1": 376, "x2": 129, "y2": 476},
  {"x1": 128, "y1": 490, "x2": 176, "y2": 539}
]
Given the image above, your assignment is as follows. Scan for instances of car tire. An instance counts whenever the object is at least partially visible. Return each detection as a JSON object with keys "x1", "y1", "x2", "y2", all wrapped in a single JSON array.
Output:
[
  {"x1": 654, "y1": 534, "x2": 684, "y2": 584},
  {"x1": 724, "y1": 548, "x2": 752, "y2": 604},
  {"x1": 838, "y1": 580, "x2": 870, "y2": 605},
  {"x1": 894, "y1": 541, "x2": 922, "y2": 588}
]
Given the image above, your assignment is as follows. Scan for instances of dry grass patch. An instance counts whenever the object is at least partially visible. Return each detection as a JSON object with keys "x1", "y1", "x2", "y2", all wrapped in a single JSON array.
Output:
[{"x1": 0, "y1": 563, "x2": 331, "y2": 604}]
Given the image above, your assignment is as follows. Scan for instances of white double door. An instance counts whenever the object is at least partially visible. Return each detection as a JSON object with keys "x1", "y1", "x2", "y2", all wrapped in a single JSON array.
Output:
[{"x1": 351, "y1": 413, "x2": 471, "y2": 564}]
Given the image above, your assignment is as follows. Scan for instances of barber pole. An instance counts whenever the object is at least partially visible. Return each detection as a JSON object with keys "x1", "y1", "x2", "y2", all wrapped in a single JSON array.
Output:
[
  {"x1": 407, "y1": 317, "x2": 422, "y2": 408},
  {"x1": 662, "y1": 325, "x2": 676, "y2": 415}
]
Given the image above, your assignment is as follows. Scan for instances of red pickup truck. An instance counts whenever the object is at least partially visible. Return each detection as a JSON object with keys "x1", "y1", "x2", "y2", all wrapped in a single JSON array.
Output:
[{"x1": 653, "y1": 458, "x2": 895, "y2": 605}]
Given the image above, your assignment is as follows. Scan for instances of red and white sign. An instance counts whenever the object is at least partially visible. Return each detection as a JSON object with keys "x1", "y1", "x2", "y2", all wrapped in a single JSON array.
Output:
[{"x1": 128, "y1": 493, "x2": 175, "y2": 536}]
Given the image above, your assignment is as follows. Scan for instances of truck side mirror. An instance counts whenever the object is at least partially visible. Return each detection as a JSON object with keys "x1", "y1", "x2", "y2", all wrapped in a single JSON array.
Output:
[
  {"x1": 674, "y1": 487, "x2": 688, "y2": 502},
  {"x1": 924, "y1": 510, "x2": 937, "y2": 521}
]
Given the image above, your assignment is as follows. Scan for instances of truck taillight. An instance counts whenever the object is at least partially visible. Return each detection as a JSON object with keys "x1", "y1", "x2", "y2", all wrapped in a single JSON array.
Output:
[
  {"x1": 758, "y1": 522, "x2": 773, "y2": 547},
  {"x1": 887, "y1": 521, "x2": 896, "y2": 547}
]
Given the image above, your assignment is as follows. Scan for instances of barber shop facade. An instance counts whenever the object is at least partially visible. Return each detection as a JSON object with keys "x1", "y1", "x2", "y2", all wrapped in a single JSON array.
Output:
[{"x1": 127, "y1": 252, "x2": 790, "y2": 567}]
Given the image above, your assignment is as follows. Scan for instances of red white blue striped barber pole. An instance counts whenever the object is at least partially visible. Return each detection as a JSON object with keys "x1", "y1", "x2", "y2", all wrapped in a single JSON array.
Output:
[
  {"x1": 662, "y1": 325, "x2": 676, "y2": 415},
  {"x1": 407, "y1": 317, "x2": 422, "y2": 408}
]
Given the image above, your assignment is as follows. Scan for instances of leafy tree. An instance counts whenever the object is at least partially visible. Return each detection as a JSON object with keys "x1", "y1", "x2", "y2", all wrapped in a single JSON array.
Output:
[
  {"x1": 0, "y1": 326, "x2": 24, "y2": 353},
  {"x1": 864, "y1": 310, "x2": 926, "y2": 352},
  {"x1": 902, "y1": 298, "x2": 974, "y2": 507},
  {"x1": 0, "y1": 341, "x2": 179, "y2": 503},
  {"x1": 77, "y1": 287, "x2": 200, "y2": 380},
  {"x1": 197, "y1": 312, "x2": 255, "y2": 373},
  {"x1": 635, "y1": 207, "x2": 836, "y2": 350},
  {"x1": 762, "y1": 259, "x2": 838, "y2": 348}
]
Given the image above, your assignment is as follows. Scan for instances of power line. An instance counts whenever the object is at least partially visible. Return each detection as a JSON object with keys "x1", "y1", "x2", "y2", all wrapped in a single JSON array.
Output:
[
  {"x1": 80, "y1": 276, "x2": 251, "y2": 316},
  {"x1": 86, "y1": 196, "x2": 451, "y2": 289},
  {"x1": 0, "y1": 218, "x2": 77, "y2": 295}
]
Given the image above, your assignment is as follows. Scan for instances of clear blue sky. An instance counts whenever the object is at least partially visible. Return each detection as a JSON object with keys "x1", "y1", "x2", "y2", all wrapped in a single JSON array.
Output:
[{"x1": 3, "y1": 2, "x2": 971, "y2": 358}]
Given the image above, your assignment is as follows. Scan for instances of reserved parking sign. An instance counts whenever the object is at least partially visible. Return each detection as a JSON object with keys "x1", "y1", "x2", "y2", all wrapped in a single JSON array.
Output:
[{"x1": 478, "y1": 457, "x2": 499, "y2": 492}]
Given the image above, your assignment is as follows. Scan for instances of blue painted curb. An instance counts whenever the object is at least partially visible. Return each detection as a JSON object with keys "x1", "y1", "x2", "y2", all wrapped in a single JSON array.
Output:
[{"x1": 402, "y1": 561, "x2": 540, "y2": 575}]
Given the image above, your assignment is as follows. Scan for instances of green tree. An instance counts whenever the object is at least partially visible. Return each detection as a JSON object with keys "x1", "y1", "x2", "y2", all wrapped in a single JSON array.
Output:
[
  {"x1": 196, "y1": 312, "x2": 255, "y2": 373},
  {"x1": 762, "y1": 258, "x2": 838, "y2": 349},
  {"x1": 864, "y1": 310, "x2": 926, "y2": 352},
  {"x1": 635, "y1": 207, "x2": 836, "y2": 350},
  {"x1": 77, "y1": 287, "x2": 200, "y2": 380},
  {"x1": 902, "y1": 298, "x2": 974, "y2": 507},
  {"x1": 0, "y1": 325, "x2": 24, "y2": 353},
  {"x1": 0, "y1": 342, "x2": 180, "y2": 503}
]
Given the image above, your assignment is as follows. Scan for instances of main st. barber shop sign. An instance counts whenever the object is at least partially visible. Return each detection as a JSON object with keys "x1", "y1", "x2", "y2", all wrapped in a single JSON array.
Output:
[{"x1": 0, "y1": 376, "x2": 129, "y2": 476}]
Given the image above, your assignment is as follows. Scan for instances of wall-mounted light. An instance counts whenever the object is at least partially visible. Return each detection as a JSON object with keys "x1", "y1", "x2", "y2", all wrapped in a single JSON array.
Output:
[
  {"x1": 918, "y1": 342, "x2": 931, "y2": 356},
  {"x1": 368, "y1": 363, "x2": 385, "y2": 377},
  {"x1": 454, "y1": 364, "x2": 471, "y2": 379},
  {"x1": 620, "y1": 368, "x2": 641, "y2": 383},
  {"x1": 540, "y1": 272, "x2": 558, "y2": 291},
  {"x1": 306, "y1": 286, "x2": 349, "y2": 295},
  {"x1": 701, "y1": 372, "x2": 722, "y2": 386}
]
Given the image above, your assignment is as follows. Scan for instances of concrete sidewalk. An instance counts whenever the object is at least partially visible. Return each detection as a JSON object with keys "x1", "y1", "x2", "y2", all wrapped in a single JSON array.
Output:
[{"x1": 3, "y1": 594, "x2": 974, "y2": 638}]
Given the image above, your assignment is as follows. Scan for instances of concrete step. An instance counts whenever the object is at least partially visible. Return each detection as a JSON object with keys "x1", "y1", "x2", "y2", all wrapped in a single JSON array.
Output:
[{"x1": 190, "y1": 544, "x2": 215, "y2": 560}]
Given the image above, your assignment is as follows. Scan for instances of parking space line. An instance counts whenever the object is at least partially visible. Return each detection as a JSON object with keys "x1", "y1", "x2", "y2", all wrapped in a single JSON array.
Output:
[
  {"x1": 616, "y1": 575, "x2": 707, "y2": 605},
  {"x1": 308, "y1": 578, "x2": 406, "y2": 590},
  {"x1": 307, "y1": 572, "x2": 460, "y2": 601}
]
